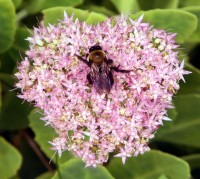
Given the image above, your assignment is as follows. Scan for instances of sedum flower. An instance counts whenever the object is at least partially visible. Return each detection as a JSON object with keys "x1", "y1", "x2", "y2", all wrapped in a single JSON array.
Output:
[{"x1": 15, "y1": 13, "x2": 189, "y2": 167}]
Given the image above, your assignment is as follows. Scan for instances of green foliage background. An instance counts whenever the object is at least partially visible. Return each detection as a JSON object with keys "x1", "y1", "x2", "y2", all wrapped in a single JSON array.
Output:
[{"x1": 0, "y1": 0, "x2": 200, "y2": 178}]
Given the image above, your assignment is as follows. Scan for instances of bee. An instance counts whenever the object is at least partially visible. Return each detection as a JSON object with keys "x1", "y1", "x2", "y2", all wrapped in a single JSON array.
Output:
[{"x1": 75, "y1": 45, "x2": 131, "y2": 94}]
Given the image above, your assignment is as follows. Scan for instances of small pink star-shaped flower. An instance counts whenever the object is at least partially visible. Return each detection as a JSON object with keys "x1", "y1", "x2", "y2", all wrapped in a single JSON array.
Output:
[
  {"x1": 114, "y1": 149, "x2": 132, "y2": 164},
  {"x1": 15, "y1": 13, "x2": 189, "y2": 167}
]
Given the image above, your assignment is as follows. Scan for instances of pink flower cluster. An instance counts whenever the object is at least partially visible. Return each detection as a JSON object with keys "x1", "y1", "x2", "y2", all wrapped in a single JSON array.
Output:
[{"x1": 15, "y1": 13, "x2": 189, "y2": 167}]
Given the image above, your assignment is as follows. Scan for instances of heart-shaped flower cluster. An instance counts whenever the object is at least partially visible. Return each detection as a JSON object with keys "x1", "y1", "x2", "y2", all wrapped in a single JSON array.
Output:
[{"x1": 15, "y1": 13, "x2": 189, "y2": 167}]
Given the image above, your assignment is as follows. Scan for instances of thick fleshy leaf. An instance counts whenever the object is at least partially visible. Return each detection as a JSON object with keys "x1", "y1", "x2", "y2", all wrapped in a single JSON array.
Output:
[
  {"x1": 26, "y1": 0, "x2": 83, "y2": 14},
  {"x1": 110, "y1": 0, "x2": 140, "y2": 14},
  {"x1": 101, "y1": 0, "x2": 119, "y2": 11},
  {"x1": 107, "y1": 150, "x2": 190, "y2": 179},
  {"x1": 29, "y1": 109, "x2": 73, "y2": 165},
  {"x1": 179, "y1": 0, "x2": 200, "y2": 7},
  {"x1": 0, "y1": 51, "x2": 16, "y2": 74},
  {"x1": 12, "y1": 0, "x2": 22, "y2": 9},
  {"x1": 0, "y1": 73, "x2": 15, "y2": 87},
  {"x1": 181, "y1": 42, "x2": 198, "y2": 54},
  {"x1": 155, "y1": 94, "x2": 200, "y2": 148},
  {"x1": 168, "y1": 108, "x2": 178, "y2": 120},
  {"x1": 131, "y1": 9, "x2": 198, "y2": 43},
  {"x1": 52, "y1": 159, "x2": 114, "y2": 179},
  {"x1": 36, "y1": 171, "x2": 54, "y2": 179},
  {"x1": 138, "y1": 0, "x2": 179, "y2": 10},
  {"x1": 0, "y1": 0, "x2": 16, "y2": 53},
  {"x1": 182, "y1": 6, "x2": 200, "y2": 43},
  {"x1": 158, "y1": 175, "x2": 169, "y2": 179},
  {"x1": 182, "y1": 154, "x2": 200, "y2": 170},
  {"x1": 42, "y1": 7, "x2": 89, "y2": 25},
  {"x1": 10, "y1": 176, "x2": 20, "y2": 179},
  {"x1": 182, "y1": 154, "x2": 200, "y2": 178},
  {"x1": 177, "y1": 49, "x2": 189, "y2": 62},
  {"x1": 80, "y1": 5, "x2": 116, "y2": 16},
  {"x1": 153, "y1": 108, "x2": 177, "y2": 139},
  {"x1": 178, "y1": 63, "x2": 200, "y2": 94},
  {"x1": 8, "y1": 27, "x2": 31, "y2": 62},
  {"x1": 12, "y1": 27, "x2": 30, "y2": 51},
  {"x1": 0, "y1": 91, "x2": 33, "y2": 130},
  {"x1": 0, "y1": 137, "x2": 22, "y2": 179},
  {"x1": 0, "y1": 82, "x2": 2, "y2": 110},
  {"x1": 85, "y1": 12, "x2": 107, "y2": 25}
]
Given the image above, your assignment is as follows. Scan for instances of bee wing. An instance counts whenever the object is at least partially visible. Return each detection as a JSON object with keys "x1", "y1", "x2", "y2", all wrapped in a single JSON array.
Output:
[
  {"x1": 90, "y1": 62, "x2": 114, "y2": 94},
  {"x1": 90, "y1": 65, "x2": 104, "y2": 94},
  {"x1": 101, "y1": 62, "x2": 114, "y2": 93}
]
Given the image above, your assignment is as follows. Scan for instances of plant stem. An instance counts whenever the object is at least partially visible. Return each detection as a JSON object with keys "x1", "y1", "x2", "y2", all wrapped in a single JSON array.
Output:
[
  {"x1": 16, "y1": 9, "x2": 28, "y2": 22},
  {"x1": 22, "y1": 130, "x2": 54, "y2": 172}
]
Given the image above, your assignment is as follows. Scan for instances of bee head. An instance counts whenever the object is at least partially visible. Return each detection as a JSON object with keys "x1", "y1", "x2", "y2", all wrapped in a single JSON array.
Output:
[{"x1": 89, "y1": 45, "x2": 102, "y2": 53}]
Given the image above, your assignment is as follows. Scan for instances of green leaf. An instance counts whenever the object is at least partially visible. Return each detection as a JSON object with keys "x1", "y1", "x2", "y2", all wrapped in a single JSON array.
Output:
[
  {"x1": 155, "y1": 94, "x2": 200, "y2": 148},
  {"x1": 26, "y1": 0, "x2": 83, "y2": 14},
  {"x1": 42, "y1": 7, "x2": 90, "y2": 25},
  {"x1": 180, "y1": 42, "x2": 198, "y2": 54},
  {"x1": 43, "y1": 7, "x2": 108, "y2": 26},
  {"x1": 29, "y1": 109, "x2": 73, "y2": 165},
  {"x1": 0, "y1": 137, "x2": 22, "y2": 179},
  {"x1": 178, "y1": 63, "x2": 200, "y2": 94},
  {"x1": 138, "y1": 0, "x2": 179, "y2": 10},
  {"x1": 85, "y1": 12, "x2": 107, "y2": 25},
  {"x1": 12, "y1": 0, "x2": 22, "y2": 9},
  {"x1": 179, "y1": 0, "x2": 200, "y2": 7},
  {"x1": 8, "y1": 27, "x2": 31, "y2": 62},
  {"x1": 131, "y1": 9, "x2": 198, "y2": 43},
  {"x1": 158, "y1": 175, "x2": 169, "y2": 179},
  {"x1": 0, "y1": 0, "x2": 16, "y2": 53},
  {"x1": 0, "y1": 81, "x2": 2, "y2": 111},
  {"x1": 181, "y1": 6, "x2": 200, "y2": 43},
  {"x1": 153, "y1": 108, "x2": 177, "y2": 140},
  {"x1": 182, "y1": 154, "x2": 200, "y2": 170},
  {"x1": 167, "y1": 108, "x2": 178, "y2": 121},
  {"x1": 10, "y1": 176, "x2": 20, "y2": 179},
  {"x1": 107, "y1": 150, "x2": 190, "y2": 179},
  {"x1": 52, "y1": 159, "x2": 114, "y2": 179},
  {"x1": 101, "y1": 0, "x2": 119, "y2": 12},
  {"x1": 12, "y1": 27, "x2": 30, "y2": 51},
  {"x1": 0, "y1": 52, "x2": 16, "y2": 74},
  {"x1": 177, "y1": 49, "x2": 189, "y2": 62},
  {"x1": 36, "y1": 171, "x2": 54, "y2": 179},
  {"x1": 110, "y1": 0, "x2": 140, "y2": 14},
  {"x1": 80, "y1": 5, "x2": 116, "y2": 16},
  {"x1": 0, "y1": 91, "x2": 33, "y2": 130},
  {"x1": 0, "y1": 73, "x2": 15, "y2": 87}
]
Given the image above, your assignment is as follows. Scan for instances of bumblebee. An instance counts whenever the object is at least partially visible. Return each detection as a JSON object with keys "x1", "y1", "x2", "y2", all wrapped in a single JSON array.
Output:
[{"x1": 76, "y1": 45, "x2": 131, "y2": 94}]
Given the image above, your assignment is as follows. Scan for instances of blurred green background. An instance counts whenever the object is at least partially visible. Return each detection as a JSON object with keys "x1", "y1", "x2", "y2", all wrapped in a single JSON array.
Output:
[{"x1": 1, "y1": 0, "x2": 200, "y2": 178}]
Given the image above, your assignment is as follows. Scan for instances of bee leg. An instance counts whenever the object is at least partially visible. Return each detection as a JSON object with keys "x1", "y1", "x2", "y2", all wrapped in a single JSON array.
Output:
[
  {"x1": 75, "y1": 55, "x2": 91, "y2": 67},
  {"x1": 108, "y1": 71, "x2": 114, "y2": 86},
  {"x1": 87, "y1": 73, "x2": 93, "y2": 84},
  {"x1": 107, "y1": 59, "x2": 113, "y2": 64},
  {"x1": 112, "y1": 66, "x2": 131, "y2": 73}
]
